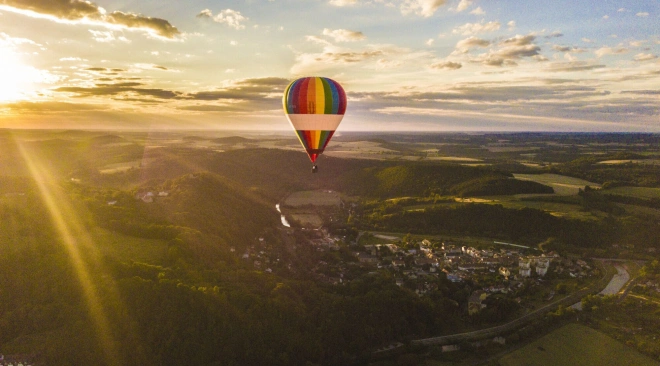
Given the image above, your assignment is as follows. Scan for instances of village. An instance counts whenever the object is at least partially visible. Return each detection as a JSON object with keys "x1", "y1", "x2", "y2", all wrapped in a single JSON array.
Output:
[{"x1": 238, "y1": 223, "x2": 600, "y2": 317}]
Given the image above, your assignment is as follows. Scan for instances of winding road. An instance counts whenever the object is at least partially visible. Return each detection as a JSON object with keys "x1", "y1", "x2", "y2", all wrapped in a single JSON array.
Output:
[{"x1": 412, "y1": 260, "x2": 627, "y2": 346}]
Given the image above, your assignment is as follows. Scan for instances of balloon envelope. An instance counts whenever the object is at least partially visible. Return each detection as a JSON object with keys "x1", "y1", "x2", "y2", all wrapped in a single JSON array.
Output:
[{"x1": 283, "y1": 77, "x2": 346, "y2": 163}]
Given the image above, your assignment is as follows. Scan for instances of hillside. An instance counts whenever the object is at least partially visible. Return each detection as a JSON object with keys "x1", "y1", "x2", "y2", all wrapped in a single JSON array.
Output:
[
  {"x1": 450, "y1": 176, "x2": 555, "y2": 196},
  {"x1": 154, "y1": 172, "x2": 279, "y2": 255}
]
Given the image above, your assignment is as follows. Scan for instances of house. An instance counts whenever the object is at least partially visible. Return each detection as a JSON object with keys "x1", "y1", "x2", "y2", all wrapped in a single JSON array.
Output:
[
  {"x1": 519, "y1": 258, "x2": 531, "y2": 277},
  {"x1": 536, "y1": 258, "x2": 550, "y2": 276}
]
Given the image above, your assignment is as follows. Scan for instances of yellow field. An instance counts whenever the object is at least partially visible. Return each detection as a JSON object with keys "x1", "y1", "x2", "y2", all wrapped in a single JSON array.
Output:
[
  {"x1": 499, "y1": 323, "x2": 659, "y2": 366},
  {"x1": 604, "y1": 186, "x2": 660, "y2": 199},
  {"x1": 513, "y1": 173, "x2": 601, "y2": 195}
]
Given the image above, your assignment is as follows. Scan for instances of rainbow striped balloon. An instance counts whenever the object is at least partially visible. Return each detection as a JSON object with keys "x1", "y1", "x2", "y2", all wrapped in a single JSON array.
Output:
[{"x1": 283, "y1": 77, "x2": 346, "y2": 163}]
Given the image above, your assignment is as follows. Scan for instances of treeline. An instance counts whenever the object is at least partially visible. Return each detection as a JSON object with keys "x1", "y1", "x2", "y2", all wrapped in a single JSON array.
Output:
[
  {"x1": 450, "y1": 176, "x2": 553, "y2": 197},
  {"x1": 119, "y1": 148, "x2": 554, "y2": 200},
  {"x1": 360, "y1": 203, "x2": 614, "y2": 247},
  {"x1": 551, "y1": 155, "x2": 660, "y2": 187}
]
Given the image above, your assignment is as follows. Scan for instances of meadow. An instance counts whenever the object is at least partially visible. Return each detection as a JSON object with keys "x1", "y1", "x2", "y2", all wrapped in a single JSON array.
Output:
[
  {"x1": 499, "y1": 323, "x2": 659, "y2": 366},
  {"x1": 513, "y1": 174, "x2": 601, "y2": 195}
]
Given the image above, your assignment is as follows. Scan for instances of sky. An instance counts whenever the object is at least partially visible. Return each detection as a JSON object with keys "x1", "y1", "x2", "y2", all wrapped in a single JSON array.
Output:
[{"x1": 0, "y1": 0, "x2": 658, "y2": 132}]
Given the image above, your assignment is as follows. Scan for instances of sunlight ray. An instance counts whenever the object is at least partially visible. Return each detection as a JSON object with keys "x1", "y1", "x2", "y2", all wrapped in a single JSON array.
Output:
[{"x1": 15, "y1": 138, "x2": 121, "y2": 366}]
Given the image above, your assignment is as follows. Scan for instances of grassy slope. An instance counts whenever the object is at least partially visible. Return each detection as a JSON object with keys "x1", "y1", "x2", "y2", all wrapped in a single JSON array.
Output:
[{"x1": 499, "y1": 323, "x2": 659, "y2": 366}]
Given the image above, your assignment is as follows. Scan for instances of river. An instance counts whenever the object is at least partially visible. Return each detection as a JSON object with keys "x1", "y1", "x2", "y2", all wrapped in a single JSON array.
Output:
[
  {"x1": 275, "y1": 204, "x2": 290, "y2": 227},
  {"x1": 571, "y1": 264, "x2": 629, "y2": 310}
]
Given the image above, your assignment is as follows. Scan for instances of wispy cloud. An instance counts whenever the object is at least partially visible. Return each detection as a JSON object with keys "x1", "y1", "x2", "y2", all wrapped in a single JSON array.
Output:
[
  {"x1": 197, "y1": 9, "x2": 248, "y2": 30},
  {"x1": 452, "y1": 21, "x2": 501, "y2": 35},
  {"x1": 430, "y1": 61, "x2": 462, "y2": 69},
  {"x1": 595, "y1": 46, "x2": 629, "y2": 58},
  {"x1": 633, "y1": 53, "x2": 657, "y2": 61},
  {"x1": 401, "y1": 0, "x2": 448, "y2": 17},
  {"x1": 546, "y1": 61, "x2": 606, "y2": 72},
  {"x1": 456, "y1": 0, "x2": 472, "y2": 12},
  {"x1": 322, "y1": 28, "x2": 366, "y2": 42},
  {"x1": 0, "y1": 0, "x2": 180, "y2": 39}
]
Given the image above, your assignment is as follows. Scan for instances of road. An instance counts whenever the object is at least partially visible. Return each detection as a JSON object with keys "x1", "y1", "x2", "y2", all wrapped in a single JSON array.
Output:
[{"x1": 412, "y1": 261, "x2": 619, "y2": 347}]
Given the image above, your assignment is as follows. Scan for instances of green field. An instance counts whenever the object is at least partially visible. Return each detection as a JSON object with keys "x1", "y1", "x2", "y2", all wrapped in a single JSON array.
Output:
[
  {"x1": 513, "y1": 174, "x2": 601, "y2": 195},
  {"x1": 499, "y1": 323, "x2": 659, "y2": 366},
  {"x1": 603, "y1": 186, "x2": 660, "y2": 199}
]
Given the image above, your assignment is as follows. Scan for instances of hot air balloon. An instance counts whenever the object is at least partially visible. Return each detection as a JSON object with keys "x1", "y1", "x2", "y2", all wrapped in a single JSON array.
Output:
[{"x1": 283, "y1": 77, "x2": 346, "y2": 173}]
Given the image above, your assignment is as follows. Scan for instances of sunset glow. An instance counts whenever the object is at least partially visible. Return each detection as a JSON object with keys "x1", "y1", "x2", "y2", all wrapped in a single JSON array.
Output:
[{"x1": 0, "y1": 0, "x2": 657, "y2": 131}]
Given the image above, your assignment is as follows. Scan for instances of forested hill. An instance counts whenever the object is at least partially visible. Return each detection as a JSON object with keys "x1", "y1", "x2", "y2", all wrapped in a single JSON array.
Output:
[
  {"x1": 195, "y1": 149, "x2": 553, "y2": 199},
  {"x1": 153, "y1": 172, "x2": 279, "y2": 255}
]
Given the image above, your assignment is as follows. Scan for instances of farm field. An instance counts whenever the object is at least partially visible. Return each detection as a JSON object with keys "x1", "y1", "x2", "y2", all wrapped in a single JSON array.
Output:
[
  {"x1": 597, "y1": 159, "x2": 660, "y2": 165},
  {"x1": 513, "y1": 174, "x2": 601, "y2": 195},
  {"x1": 603, "y1": 186, "x2": 660, "y2": 199},
  {"x1": 492, "y1": 197, "x2": 604, "y2": 221},
  {"x1": 499, "y1": 323, "x2": 659, "y2": 366}
]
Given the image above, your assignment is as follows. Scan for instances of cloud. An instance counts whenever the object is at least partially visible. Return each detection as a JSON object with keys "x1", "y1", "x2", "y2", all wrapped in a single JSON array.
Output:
[
  {"x1": 186, "y1": 77, "x2": 289, "y2": 102},
  {"x1": 450, "y1": 33, "x2": 543, "y2": 67},
  {"x1": 177, "y1": 104, "x2": 245, "y2": 112},
  {"x1": 1, "y1": 0, "x2": 180, "y2": 39},
  {"x1": 3, "y1": 100, "x2": 105, "y2": 113},
  {"x1": 322, "y1": 28, "x2": 366, "y2": 42},
  {"x1": 0, "y1": 32, "x2": 40, "y2": 47},
  {"x1": 456, "y1": 0, "x2": 472, "y2": 12},
  {"x1": 636, "y1": 12, "x2": 649, "y2": 17},
  {"x1": 430, "y1": 61, "x2": 462, "y2": 69},
  {"x1": 472, "y1": 34, "x2": 541, "y2": 66},
  {"x1": 197, "y1": 9, "x2": 248, "y2": 30},
  {"x1": 595, "y1": 46, "x2": 629, "y2": 58},
  {"x1": 500, "y1": 34, "x2": 535, "y2": 46},
  {"x1": 633, "y1": 53, "x2": 658, "y2": 61},
  {"x1": 546, "y1": 61, "x2": 606, "y2": 72},
  {"x1": 291, "y1": 37, "x2": 418, "y2": 74},
  {"x1": 196, "y1": 9, "x2": 213, "y2": 18},
  {"x1": 621, "y1": 90, "x2": 660, "y2": 95},
  {"x1": 545, "y1": 31, "x2": 563, "y2": 39},
  {"x1": 54, "y1": 81, "x2": 181, "y2": 99},
  {"x1": 89, "y1": 30, "x2": 130, "y2": 43},
  {"x1": 453, "y1": 21, "x2": 501, "y2": 35},
  {"x1": 470, "y1": 7, "x2": 485, "y2": 15},
  {"x1": 456, "y1": 36, "x2": 490, "y2": 51},
  {"x1": 400, "y1": 0, "x2": 448, "y2": 17},
  {"x1": 507, "y1": 21, "x2": 515, "y2": 31},
  {"x1": 552, "y1": 45, "x2": 585, "y2": 53}
]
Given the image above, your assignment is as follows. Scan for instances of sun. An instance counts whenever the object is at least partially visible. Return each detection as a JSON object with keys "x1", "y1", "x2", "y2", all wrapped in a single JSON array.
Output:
[{"x1": 0, "y1": 47, "x2": 47, "y2": 102}]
